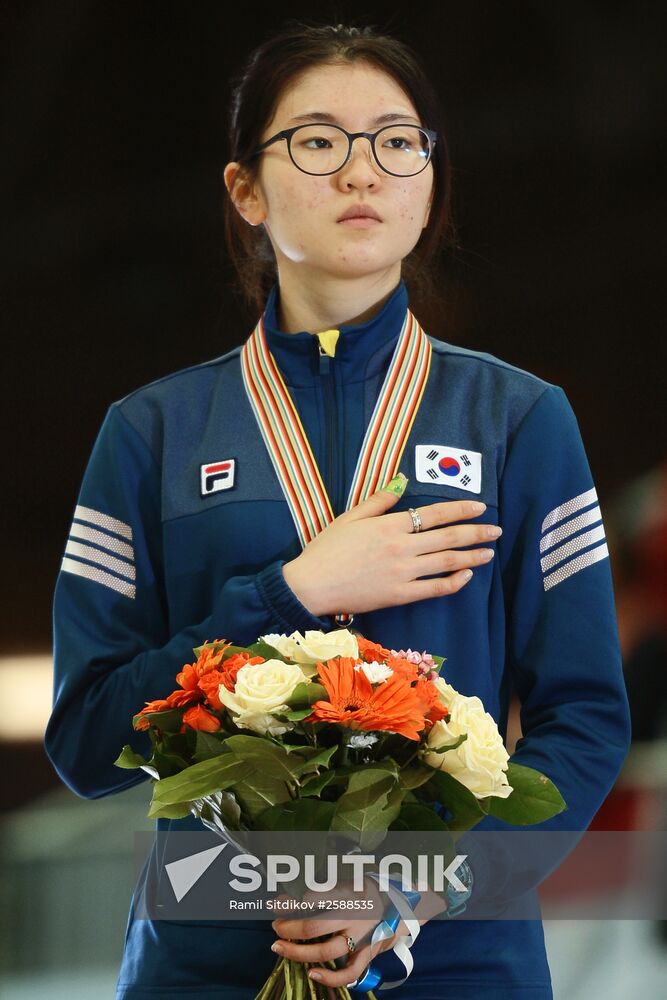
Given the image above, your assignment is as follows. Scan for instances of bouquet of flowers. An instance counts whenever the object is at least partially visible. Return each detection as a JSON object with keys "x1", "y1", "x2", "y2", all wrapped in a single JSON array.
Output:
[{"x1": 116, "y1": 629, "x2": 565, "y2": 999}]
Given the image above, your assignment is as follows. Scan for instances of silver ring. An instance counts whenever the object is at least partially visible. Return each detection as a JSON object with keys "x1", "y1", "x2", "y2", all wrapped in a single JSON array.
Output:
[{"x1": 408, "y1": 507, "x2": 423, "y2": 533}]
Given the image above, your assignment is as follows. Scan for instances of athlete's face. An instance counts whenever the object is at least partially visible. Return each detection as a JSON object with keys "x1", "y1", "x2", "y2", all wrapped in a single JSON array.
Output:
[{"x1": 226, "y1": 61, "x2": 434, "y2": 284}]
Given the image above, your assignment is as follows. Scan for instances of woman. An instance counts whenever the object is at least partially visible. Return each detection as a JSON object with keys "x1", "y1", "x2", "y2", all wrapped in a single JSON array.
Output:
[{"x1": 44, "y1": 21, "x2": 631, "y2": 1000}]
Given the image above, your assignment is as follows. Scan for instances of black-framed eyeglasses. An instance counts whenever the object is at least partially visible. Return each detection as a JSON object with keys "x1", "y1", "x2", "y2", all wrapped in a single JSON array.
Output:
[{"x1": 249, "y1": 123, "x2": 437, "y2": 177}]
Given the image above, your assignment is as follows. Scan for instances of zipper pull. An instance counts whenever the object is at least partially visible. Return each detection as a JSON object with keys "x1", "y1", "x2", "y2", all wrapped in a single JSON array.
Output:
[
  {"x1": 316, "y1": 329, "x2": 339, "y2": 376},
  {"x1": 318, "y1": 343, "x2": 330, "y2": 376}
]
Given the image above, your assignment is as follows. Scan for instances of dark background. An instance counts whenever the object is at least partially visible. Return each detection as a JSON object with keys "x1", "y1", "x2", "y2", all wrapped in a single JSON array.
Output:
[{"x1": 1, "y1": 1, "x2": 665, "y2": 654}]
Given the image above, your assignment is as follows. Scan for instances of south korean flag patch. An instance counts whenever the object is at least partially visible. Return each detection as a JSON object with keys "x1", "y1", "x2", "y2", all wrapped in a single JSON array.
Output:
[{"x1": 415, "y1": 445, "x2": 482, "y2": 494}]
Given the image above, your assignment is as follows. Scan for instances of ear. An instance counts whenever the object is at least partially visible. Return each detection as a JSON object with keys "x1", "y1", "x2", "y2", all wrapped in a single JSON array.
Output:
[{"x1": 223, "y1": 162, "x2": 267, "y2": 226}]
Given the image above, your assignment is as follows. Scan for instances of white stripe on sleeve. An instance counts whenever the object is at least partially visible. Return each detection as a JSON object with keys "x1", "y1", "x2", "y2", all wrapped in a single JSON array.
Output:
[
  {"x1": 61, "y1": 556, "x2": 136, "y2": 599},
  {"x1": 541, "y1": 487, "x2": 597, "y2": 534},
  {"x1": 543, "y1": 542, "x2": 609, "y2": 591},
  {"x1": 68, "y1": 523, "x2": 134, "y2": 561},
  {"x1": 540, "y1": 524, "x2": 607, "y2": 573},
  {"x1": 65, "y1": 540, "x2": 136, "y2": 581},
  {"x1": 74, "y1": 504, "x2": 133, "y2": 541},
  {"x1": 540, "y1": 505, "x2": 603, "y2": 553}
]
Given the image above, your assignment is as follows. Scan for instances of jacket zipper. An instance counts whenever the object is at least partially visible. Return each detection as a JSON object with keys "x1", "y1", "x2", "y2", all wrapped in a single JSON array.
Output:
[{"x1": 318, "y1": 346, "x2": 339, "y2": 515}]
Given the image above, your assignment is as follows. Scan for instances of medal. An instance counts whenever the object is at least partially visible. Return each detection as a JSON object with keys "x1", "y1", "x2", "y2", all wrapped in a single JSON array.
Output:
[{"x1": 241, "y1": 307, "x2": 432, "y2": 622}]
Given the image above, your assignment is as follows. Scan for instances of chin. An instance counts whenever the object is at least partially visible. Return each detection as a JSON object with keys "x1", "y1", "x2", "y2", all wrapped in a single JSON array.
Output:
[{"x1": 321, "y1": 250, "x2": 405, "y2": 280}]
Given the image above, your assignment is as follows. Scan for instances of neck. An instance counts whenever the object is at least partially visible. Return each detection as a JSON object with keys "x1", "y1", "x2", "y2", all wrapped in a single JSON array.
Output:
[{"x1": 275, "y1": 263, "x2": 403, "y2": 333}]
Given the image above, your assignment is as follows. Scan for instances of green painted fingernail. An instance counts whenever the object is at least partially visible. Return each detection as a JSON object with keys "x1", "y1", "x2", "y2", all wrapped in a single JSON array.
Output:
[{"x1": 383, "y1": 473, "x2": 408, "y2": 496}]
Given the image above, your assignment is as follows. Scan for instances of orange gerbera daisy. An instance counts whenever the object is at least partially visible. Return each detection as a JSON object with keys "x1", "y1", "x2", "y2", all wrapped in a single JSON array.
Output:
[
  {"x1": 356, "y1": 636, "x2": 392, "y2": 663},
  {"x1": 307, "y1": 657, "x2": 426, "y2": 741}
]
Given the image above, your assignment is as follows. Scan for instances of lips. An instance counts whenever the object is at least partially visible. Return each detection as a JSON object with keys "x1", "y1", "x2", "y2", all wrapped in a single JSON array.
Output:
[{"x1": 337, "y1": 204, "x2": 382, "y2": 223}]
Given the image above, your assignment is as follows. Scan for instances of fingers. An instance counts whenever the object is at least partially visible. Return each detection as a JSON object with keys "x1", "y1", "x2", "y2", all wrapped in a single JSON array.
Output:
[
  {"x1": 411, "y1": 520, "x2": 502, "y2": 555},
  {"x1": 403, "y1": 568, "x2": 477, "y2": 603},
  {"x1": 399, "y1": 499, "x2": 487, "y2": 532},
  {"x1": 415, "y1": 545, "x2": 496, "y2": 578},
  {"x1": 343, "y1": 487, "x2": 402, "y2": 521},
  {"x1": 271, "y1": 930, "x2": 350, "y2": 965}
]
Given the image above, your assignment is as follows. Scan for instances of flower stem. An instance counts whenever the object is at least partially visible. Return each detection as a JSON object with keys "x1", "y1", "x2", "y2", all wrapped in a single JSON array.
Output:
[
  {"x1": 305, "y1": 966, "x2": 318, "y2": 1000},
  {"x1": 254, "y1": 956, "x2": 285, "y2": 1000}
]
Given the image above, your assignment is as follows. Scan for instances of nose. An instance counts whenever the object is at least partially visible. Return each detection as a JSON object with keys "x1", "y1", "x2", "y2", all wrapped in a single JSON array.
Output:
[{"x1": 336, "y1": 136, "x2": 382, "y2": 188}]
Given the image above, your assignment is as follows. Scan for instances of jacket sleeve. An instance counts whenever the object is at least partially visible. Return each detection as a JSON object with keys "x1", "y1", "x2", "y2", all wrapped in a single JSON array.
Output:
[
  {"x1": 44, "y1": 403, "x2": 332, "y2": 800},
  {"x1": 465, "y1": 384, "x2": 632, "y2": 909}
]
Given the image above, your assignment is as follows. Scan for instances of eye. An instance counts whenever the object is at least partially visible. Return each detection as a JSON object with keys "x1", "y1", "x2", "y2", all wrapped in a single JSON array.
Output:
[
  {"x1": 382, "y1": 135, "x2": 415, "y2": 151},
  {"x1": 301, "y1": 135, "x2": 334, "y2": 150}
]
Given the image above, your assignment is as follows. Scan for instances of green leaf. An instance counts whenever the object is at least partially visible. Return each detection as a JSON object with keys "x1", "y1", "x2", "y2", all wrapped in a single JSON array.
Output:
[
  {"x1": 151, "y1": 746, "x2": 191, "y2": 779},
  {"x1": 247, "y1": 640, "x2": 287, "y2": 661},
  {"x1": 149, "y1": 753, "x2": 252, "y2": 807},
  {"x1": 423, "y1": 733, "x2": 467, "y2": 754},
  {"x1": 484, "y1": 763, "x2": 566, "y2": 825},
  {"x1": 114, "y1": 745, "x2": 149, "y2": 770},
  {"x1": 254, "y1": 799, "x2": 336, "y2": 831},
  {"x1": 277, "y1": 707, "x2": 314, "y2": 722},
  {"x1": 286, "y1": 682, "x2": 327, "y2": 707},
  {"x1": 232, "y1": 771, "x2": 293, "y2": 823},
  {"x1": 330, "y1": 768, "x2": 397, "y2": 838},
  {"x1": 419, "y1": 769, "x2": 486, "y2": 832},
  {"x1": 299, "y1": 771, "x2": 338, "y2": 798},
  {"x1": 147, "y1": 799, "x2": 193, "y2": 820},
  {"x1": 377, "y1": 782, "x2": 406, "y2": 829},
  {"x1": 398, "y1": 764, "x2": 436, "y2": 791},
  {"x1": 223, "y1": 735, "x2": 306, "y2": 783},
  {"x1": 192, "y1": 731, "x2": 230, "y2": 763},
  {"x1": 390, "y1": 802, "x2": 451, "y2": 832},
  {"x1": 291, "y1": 744, "x2": 337, "y2": 777}
]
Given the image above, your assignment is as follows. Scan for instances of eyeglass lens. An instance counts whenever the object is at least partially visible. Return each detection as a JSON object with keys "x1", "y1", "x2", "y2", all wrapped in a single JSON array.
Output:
[{"x1": 289, "y1": 125, "x2": 431, "y2": 176}]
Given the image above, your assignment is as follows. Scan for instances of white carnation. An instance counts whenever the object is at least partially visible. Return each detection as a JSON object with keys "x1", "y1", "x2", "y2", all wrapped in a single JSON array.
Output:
[
  {"x1": 345, "y1": 732, "x2": 379, "y2": 749},
  {"x1": 354, "y1": 660, "x2": 393, "y2": 683}
]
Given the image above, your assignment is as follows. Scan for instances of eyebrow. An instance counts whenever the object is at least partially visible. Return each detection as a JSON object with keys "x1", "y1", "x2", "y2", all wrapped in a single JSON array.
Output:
[{"x1": 285, "y1": 111, "x2": 422, "y2": 127}]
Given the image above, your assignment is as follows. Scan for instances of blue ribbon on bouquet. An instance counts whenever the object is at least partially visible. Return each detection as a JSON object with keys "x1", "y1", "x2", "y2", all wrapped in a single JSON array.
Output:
[
  {"x1": 338, "y1": 859, "x2": 474, "y2": 992},
  {"x1": 335, "y1": 875, "x2": 421, "y2": 993}
]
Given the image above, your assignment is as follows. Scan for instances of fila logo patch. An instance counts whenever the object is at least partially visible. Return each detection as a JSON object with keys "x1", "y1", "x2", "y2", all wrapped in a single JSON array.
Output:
[
  {"x1": 200, "y1": 459, "x2": 236, "y2": 497},
  {"x1": 415, "y1": 445, "x2": 482, "y2": 494}
]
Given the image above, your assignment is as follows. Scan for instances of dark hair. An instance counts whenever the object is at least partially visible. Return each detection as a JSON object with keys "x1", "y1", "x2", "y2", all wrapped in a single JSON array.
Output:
[{"x1": 223, "y1": 20, "x2": 457, "y2": 316}]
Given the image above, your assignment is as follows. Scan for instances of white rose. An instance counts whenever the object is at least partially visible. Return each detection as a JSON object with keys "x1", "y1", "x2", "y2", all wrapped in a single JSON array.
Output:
[
  {"x1": 354, "y1": 660, "x2": 393, "y2": 684},
  {"x1": 218, "y1": 659, "x2": 309, "y2": 717},
  {"x1": 233, "y1": 711, "x2": 294, "y2": 737},
  {"x1": 433, "y1": 676, "x2": 460, "y2": 709},
  {"x1": 260, "y1": 632, "x2": 303, "y2": 660},
  {"x1": 423, "y1": 694, "x2": 512, "y2": 799},
  {"x1": 289, "y1": 629, "x2": 359, "y2": 664}
]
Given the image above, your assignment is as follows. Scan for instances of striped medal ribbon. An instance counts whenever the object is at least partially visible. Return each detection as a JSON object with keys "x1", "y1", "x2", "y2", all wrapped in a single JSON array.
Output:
[{"x1": 241, "y1": 307, "x2": 432, "y2": 550}]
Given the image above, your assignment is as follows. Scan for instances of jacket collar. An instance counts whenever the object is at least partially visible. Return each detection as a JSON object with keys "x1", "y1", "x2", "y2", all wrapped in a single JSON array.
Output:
[{"x1": 261, "y1": 280, "x2": 409, "y2": 386}]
